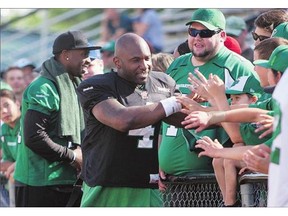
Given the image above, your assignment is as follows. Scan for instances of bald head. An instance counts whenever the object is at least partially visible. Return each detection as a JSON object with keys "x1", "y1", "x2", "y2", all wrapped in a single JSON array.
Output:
[
  {"x1": 115, "y1": 33, "x2": 151, "y2": 57},
  {"x1": 113, "y1": 33, "x2": 152, "y2": 85}
]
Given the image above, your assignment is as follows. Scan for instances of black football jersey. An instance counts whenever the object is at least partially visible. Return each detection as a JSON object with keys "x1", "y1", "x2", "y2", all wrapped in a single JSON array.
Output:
[{"x1": 77, "y1": 71, "x2": 177, "y2": 188}]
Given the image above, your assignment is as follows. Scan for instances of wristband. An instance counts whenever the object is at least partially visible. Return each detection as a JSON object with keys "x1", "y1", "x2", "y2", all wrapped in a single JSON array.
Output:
[{"x1": 160, "y1": 96, "x2": 182, "y2": 117}]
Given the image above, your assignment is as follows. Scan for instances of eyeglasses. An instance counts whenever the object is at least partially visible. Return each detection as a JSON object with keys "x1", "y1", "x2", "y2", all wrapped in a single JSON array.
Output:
[
  {"x1": 251, "y1": 32, "x2": 270, "y2": 42},
  {"x1": 188, "y1": 28, "x2": 221, "y2": 38}
]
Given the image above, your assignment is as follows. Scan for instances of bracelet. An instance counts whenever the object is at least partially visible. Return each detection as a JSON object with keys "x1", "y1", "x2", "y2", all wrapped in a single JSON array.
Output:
[
  {"x1": 70, "y1": 151, "x2": 77, "y2": 165},
  {"x1": 160, "y1": 96, "x2": 182, "y2": 117}
]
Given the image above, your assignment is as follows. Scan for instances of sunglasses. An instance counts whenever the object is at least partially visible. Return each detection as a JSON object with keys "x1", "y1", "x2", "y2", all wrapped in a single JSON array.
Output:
[
  {"x1": 251, "y1": 32, "x2": 270, "y2": 42},
  {"x1": 188, "y1": 28, "x2": 221, "y2": 38}
]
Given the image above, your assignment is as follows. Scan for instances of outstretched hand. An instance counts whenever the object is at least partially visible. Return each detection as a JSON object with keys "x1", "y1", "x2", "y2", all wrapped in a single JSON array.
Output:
[
  {"x1": 242, "y1": 144, "x2": 271, "y2": 174},
  {"x1": 195, "y1": 136, "x2": 223, "y2": 158},
  {"x1": 180, "y1": 111, "x2": 212, "y2": 131},
  {"x1": 254, "y1": 114, "x2": 274, "y2": 139},
  {"x1": 177, "y1": 96, "x2": 205, "y2": 113}
]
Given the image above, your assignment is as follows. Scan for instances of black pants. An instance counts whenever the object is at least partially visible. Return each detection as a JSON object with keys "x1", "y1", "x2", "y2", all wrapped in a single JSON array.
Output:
[{"x1": 15, "y1": 184, "x2": 81, "y2": 207}]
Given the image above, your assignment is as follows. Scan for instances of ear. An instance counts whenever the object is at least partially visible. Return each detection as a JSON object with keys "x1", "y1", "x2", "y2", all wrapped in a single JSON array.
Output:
[
  {"x1": 61, "y1": 50, "x2": 70, "y2": 61},
  {"x1": 113, "y1": 56, "x2": 121, "y2": 69},
  {"x1": 220, "y1": 31, "x2": 226, "y2": 42},
  {"x1": 251, "y1": 95, "x2": 258, "y2": 103},
  {"x1": 276, "y1": 71, "x2": 282, "y2": 83},
  {"x1": 16, "y1": 100, "x2": 21, "y2": 108}
]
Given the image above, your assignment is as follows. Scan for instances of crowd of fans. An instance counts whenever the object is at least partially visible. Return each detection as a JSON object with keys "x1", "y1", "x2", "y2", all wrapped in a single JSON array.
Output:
[{"x1": 1, "y1": 8, "x2": 288, "y2": 208}]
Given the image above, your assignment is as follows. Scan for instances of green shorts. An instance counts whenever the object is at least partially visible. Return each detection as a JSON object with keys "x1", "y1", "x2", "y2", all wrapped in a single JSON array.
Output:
[{"x1": 80, "y1": 183, "x2": 163, "y2": 207}]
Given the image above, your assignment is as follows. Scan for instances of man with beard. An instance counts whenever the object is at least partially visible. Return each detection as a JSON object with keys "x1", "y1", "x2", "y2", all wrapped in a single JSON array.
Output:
[
  {"x1": 13, "y1": 31, "x2": 101, "y2": 207},
  {"x1": 76, "y1": 33, "x2": 184, "y2": 207},
  {"x1": 158, "y1": 9, "x2": 262, "y2": 207}
]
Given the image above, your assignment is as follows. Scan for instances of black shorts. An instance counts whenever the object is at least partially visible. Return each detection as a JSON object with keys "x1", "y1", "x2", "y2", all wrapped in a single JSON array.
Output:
[{"x1": 15, "y1": 184, "x2": 79, "y2": 207}]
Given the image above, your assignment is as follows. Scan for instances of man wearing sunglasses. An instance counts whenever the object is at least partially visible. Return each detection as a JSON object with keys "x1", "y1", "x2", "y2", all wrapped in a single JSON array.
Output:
[
  {"x1": 252, "y1": 9, "x2": 288, "y2": 46},
  {"x1": 159, "y1": 8, "x2": 262, "y2": 207}
]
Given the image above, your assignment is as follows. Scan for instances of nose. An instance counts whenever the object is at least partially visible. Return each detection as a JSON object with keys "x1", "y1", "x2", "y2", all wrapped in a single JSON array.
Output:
[
  {"x1": 194, "y1": 33, "x2": 202, "y2": 39},
  {"x1": 139, "y1": 59, "x2": 150, "y2": 71}
]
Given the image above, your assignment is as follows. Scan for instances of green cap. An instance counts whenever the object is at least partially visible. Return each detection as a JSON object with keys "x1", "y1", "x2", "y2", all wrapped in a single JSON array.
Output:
[
  {"x1": 271, "y1": 22, "x2": 288, "y2": 40},
  {"x1": 226, "y1": 16, "x2": 246, "y2": 37},
  {"x1": 226, "y1": 76, "x2": 263, "y2": 98},
  {"x1": 101, "y1": 40, "x2": 115, "y2": 53},
  {"x1": 253, "y1": 45, "x2": 288, "y2": 73},
  {"x1": 186, "y1": 9, "x2": 226, "y2": 30},
  {"x1": 0, "y1": 80, "x2": 12, "y2": 91}
]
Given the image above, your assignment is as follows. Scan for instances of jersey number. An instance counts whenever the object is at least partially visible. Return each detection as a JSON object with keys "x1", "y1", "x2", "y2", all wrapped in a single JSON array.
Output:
[{"x1": 129, "y1": 126, "x2": 155, "y2": 149}]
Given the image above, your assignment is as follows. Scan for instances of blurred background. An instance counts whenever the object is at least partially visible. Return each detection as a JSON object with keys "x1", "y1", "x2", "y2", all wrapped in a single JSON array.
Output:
[{"x1": 0, "y1": 8, "x2": 271, "y2": 73}]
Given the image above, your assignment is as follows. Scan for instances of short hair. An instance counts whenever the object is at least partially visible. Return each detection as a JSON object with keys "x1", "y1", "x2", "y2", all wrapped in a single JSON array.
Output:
[
  {"x1": 177, "y1": 40, "x2": 190, "y2": 55},
  {"x1": 254, "y1": 37, "x2": 288, "y2": 60},
  {"x1": 151, "y1": 53, "x2": 174, "y2": 72},
  {"x1": 254, "y1": 9, "x2": 288, "y2": 33},
  {"x1": 0, "y1": 89, "x2": 17, "y2": 102},
  {"x1": 3, "y1": 66, "x2": 23, "y2": 80}
]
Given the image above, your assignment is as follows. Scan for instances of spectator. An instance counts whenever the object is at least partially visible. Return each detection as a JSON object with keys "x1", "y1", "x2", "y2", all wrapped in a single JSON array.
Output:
[
  {"x1": 173, "y1": 40, "x2": 191, "y2": 58},
  {"x1": 252, "y1": 9, "x2": 288, "y2": 46},
  {"x1": 133, "y1": 9, "x2": 164, "y2": 53},
  {"x1": 14, "y1": 58, "x2": 38, "y2": 86},
  {"x1": 188, "y1": 74, "x2": 263, "y2": 207},
  {"x1": 254, "y1": 37, "x2": 288, "y2": 89},
  {"x1": 100, "y1": 40, "x2": 116, "y2": 73},
  {"x1": 3, "y1": 67, "x2": 26, "y2": 104},
  {"x1": 180, "y1": 45, "x2": 288, "y2": 176},
  {"x1": 13, "y1": 30, "x2": 101, "y2": 207},
  {"x1": 76, "y1": 33, "x2": 185, "y2": 207},
  {"x1": 151, "y1": 52, "x2": 174, "y2": 72},
  {"x1": 226, "y1": 16, "x2": 254, "y2": 62},
  {"x1": 100, "y1": 9, "x2": 133, "y2": 43},
  {"x1": 0, "y1": 89, "x2": 22, "y2": 207},
  {"x1": 183, "y1": 45, "x2": 288, "y2": 207},
  {"x1": 158, "y1": 9, "x2": 261, "y2": 189},
  {"x1": 82, "y1": 49, "x2": 104, "y2": 80},
  {"x1": 14, "y1": 58, "x2": 35, "y2": 75}
]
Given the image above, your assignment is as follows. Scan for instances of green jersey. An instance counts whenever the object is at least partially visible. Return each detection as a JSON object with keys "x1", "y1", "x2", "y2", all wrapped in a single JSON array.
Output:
[
  {"x1": 13, "y1": 77, "x2": 77, "y2": 186},
  {"x1": 159, "y1": 46, "x2": 262, "y2": 175},
  {"x1": 0, "y1": 118, "x2": 20, "y2": 162}
]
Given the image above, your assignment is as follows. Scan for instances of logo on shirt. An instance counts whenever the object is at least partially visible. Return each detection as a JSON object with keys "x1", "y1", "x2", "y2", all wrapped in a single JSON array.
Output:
[
  {"x1": 83, "y1": 86, "x2": 94, "y2": 92},
  {"x1": 177, "y1": 84, "x2": 192, "y2": 89},
  {"x1": 157, "y1": 87, "x2": 171, "y2": 93},
  {"x1": 36, "y1": 94, "x2": 48, "y2": 98}
]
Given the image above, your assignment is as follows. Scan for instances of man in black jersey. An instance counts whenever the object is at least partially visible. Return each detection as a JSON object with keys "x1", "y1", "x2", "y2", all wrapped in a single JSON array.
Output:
[{"x1": 76, "y1": 33, "x2": 184, "y2": 207}]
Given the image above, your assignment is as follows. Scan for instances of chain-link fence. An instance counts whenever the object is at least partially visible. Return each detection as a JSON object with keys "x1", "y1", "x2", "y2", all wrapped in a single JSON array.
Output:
[
  {"x1": 239, "y1": 173, "x2": 268, "y2": 207},
  {"x1": 161, "y1": 173, "x2": 267, "y2": 207}
]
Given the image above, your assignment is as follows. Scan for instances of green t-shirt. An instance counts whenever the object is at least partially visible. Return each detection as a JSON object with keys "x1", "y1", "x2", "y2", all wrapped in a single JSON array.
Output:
[
  {"x1": 0, "y1": 118, "x2": 20, "y2": 162},
  {"x1": 13, "y1": 77, "x2": 77, "y2": 186},
  {"x1": 240, "y1": 123, "x2": 272, "y2": 146},
  {"x1": 159, "y1": 46, "x2": 262, "y2": 175},
  {"x1": 249, "y1": 97, "x2": 273, "y2": 110}
]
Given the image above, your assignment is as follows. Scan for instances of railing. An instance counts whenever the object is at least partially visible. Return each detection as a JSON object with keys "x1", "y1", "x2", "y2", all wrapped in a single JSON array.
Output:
[
  {"x1": 162, "y1": 172, "x2": 267, "y2": 207},
  {"x1": 239, "y1": 173, "x2": 268, "y2": 207}
]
